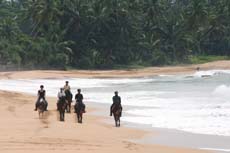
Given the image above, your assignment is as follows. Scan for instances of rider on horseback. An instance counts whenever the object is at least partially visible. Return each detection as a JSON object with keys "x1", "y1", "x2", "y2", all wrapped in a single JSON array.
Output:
[
  {"x1": 64, "y1": 81, "x2": 72, "y2": 99},
  {"x1": 57, "y1": 88, "x2": 66, "y2": 102},
  {"x1": 34, "y1": 85, "x2": 48, "y2": 111},
  {"x1": 110, "y1": 91, "x2": 122, "y2": 116},
  {"x1": 64, "y1": 81, "x2": 71, "y2": 92},
  {"x1": 57, "y1": 88, "x2": 66, "y2": 110},
  {"x1": 74, "y1": 89, "x2": 85, "y2": 112}
]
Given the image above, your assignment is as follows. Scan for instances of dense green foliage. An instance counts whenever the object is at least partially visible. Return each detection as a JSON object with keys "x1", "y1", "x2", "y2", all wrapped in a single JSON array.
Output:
[{"x1": 0, "y1": 0, "x2": 230, "y2": 69}]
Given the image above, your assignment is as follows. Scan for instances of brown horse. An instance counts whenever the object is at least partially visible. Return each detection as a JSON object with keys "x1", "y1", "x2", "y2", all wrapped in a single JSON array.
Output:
[
  {"x1": 57, "y1": 97, "x2": 67, "y2": 121},
  {"x1": 111, "y1": 105, "x2": 122, "y2": 127},
  {"x1": 74, "y1": 102, "x2": 85, "y2": 123},
  {"x1": 65, "y1": 90, "x2": 72, "y2": 113},
  {"x1": 38, "y1": 98, "x2": 46, "y2": 118}
]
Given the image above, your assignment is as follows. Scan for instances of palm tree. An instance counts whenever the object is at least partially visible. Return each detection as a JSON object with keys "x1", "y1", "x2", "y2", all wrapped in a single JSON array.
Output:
[{"x1": 28, "y1": 0, "x2": 60, "y2": 37}]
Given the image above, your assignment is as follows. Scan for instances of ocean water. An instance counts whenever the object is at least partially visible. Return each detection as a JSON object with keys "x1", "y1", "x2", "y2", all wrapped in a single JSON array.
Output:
[{"x1": 0, "y1": 70, "x2": 230, "y2": 136}]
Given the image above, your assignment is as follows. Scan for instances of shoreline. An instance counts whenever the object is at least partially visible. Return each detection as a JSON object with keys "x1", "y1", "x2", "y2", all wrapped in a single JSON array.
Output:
[{"x1": 0, "y1": 60, "x2": 230, "y2": 79}]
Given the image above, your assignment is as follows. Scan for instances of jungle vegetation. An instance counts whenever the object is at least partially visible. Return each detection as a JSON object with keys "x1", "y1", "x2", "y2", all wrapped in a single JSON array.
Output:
[{"x1": 0, "y1": 0, "x2": 230, "y2": 69}]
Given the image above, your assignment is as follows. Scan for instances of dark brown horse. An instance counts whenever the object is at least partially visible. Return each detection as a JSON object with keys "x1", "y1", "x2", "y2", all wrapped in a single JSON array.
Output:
[
  {"x1": 111, "y1": 105, "x2": 122, "y2": 127},
  {"x1": 65, "y1": 90, "x2": 72, "y2": 113},
  {"x1": 57, "y1": 97, "x2": 67, "y2": 121},
  {"x1": 74, "y1": 102, "x2": 85, "y2": 123}
]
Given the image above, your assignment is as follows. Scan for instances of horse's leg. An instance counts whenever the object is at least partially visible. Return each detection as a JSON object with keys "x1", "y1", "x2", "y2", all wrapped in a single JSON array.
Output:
[
  {"x1": 77, "y1": 113, "x2": 79, "y2": 122},
  {"x1": 77, "y1": 113, "x2": 81, "y2": 123},
  {"x1": 59, "y1": 111, "x2": 61, "y2": 121},
  {"x1": 69, "y1": 102, "x2": 71, "y2": 113},
  {"x1": 66, "y1": 102, "x2": 68, "y2": 113},
  {"x1": 62, "y1": 112, "x2": 65, "y2": 121},
  {"x1": 59, "y1": 111, "x2": 63, "y2": 121},
  {"x1": 68, "y1": 102, "x2": 71, "y2": 113},
  {"x1": 113, "y1": 115, "x2": 117, "y2": 127},
  {"x1": 65, "y1": 105, "x2": 67, "y2": 113},
  {"x1": 41, "y1": 111, "x2": 43, "y2": 119},
  {"x1": 118, "y1": 117, "x2": 120, "y2": 127},
  {"x1": 67, "y1": 103, "x2": 69, "y2": 113},
  {"x1": 80, "y1": 113, "x2": 83, "y2": 123}
]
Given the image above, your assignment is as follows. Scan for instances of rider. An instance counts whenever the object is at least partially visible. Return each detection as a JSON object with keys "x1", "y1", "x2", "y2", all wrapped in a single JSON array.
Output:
[
  {"x1": 64, "y1": 81, "x2": 71, "y2": 92},
  {"x1": 74, "y1": 89, "x2": 85, "y2": 112},
  {"x1": 110, "y1": 91, "x2": 122, "y2": 116},
  {"x1": 34, "y1": 85, "x2": 48, "y2": 111},
  {"x1": 57, "y1": 88, "x2": 66, "y2": 102},
  {"x1": 64, "y1": 81, "x2": 72, "y2": 99},
  {"x1": 57, "y1": 88, "x2": 66, "y2": 110}
]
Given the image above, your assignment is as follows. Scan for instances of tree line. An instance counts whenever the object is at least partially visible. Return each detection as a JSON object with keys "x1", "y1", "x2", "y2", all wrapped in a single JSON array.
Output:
[{"x1": 0, "y1": 0, "x2": 230, "y2": 69}]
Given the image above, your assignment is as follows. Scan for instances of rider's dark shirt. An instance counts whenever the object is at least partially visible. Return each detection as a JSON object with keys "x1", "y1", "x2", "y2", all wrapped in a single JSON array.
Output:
[
  {"x1": 75, "y1": 93, "x2": 83, "y2": 102},
  {"x1": 38, "y1": 90, "x2": 46, "y2": 99},
  {"x1": 112, "y1": 95, "x2": 121, "y2": 106}
]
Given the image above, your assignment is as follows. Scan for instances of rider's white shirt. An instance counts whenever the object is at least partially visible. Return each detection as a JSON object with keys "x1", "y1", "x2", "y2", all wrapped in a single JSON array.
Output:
[{"x1": 58, "y1": 91, "x2": 66, "y2": 98}]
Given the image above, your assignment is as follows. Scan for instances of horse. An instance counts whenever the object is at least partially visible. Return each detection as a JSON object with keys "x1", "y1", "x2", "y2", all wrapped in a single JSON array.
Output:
[
  {"x1": 74, "y1": 102, "x2": 85, "y2": 123},
  {"x1": 65, "y1": 90, "x2": 73, "y2": 113},
  {"x1": 57, "y1": 97, "x2": 67, "y2": 121},
  {"x1": 111, "y1": 105, "x2": 122, "y2": 127},
  {"x1": 37, "y1": 98, "x2": 46, "y2": 118}
]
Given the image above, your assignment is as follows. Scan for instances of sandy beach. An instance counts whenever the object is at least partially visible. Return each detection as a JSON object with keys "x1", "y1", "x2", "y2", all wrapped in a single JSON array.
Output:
[
  {"x1": 0, "y1": 60, "x2": 230, "y2": 79},
  {"x1": 0, "y1": 90, "x2": 210, "y2": 153},
  {"x1": 2, "y1": 61, "x2": 229, "y2": 153}
]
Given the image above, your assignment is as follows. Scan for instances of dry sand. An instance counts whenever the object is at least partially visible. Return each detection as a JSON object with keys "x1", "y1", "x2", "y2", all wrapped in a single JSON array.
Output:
[
  {"x1": 1, "y1": 61, "x2": 227, "y2": 153},
  {"x1": 0, "y1": 60, "x2": 230, "y2": 79}
]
